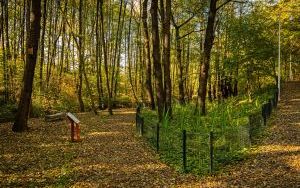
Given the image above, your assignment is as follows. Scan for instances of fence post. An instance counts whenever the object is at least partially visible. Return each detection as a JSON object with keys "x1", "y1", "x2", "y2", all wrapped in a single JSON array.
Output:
[
  {"x1": 182, "y1": 130, "x2": 187, "y2": 172},
  {"x1": 262, "y1": 104, "x2": 267, "y2": 126},
  {"x1": 140, "y1": 117, "x2": 144, "y2": 136},
  {"x1": 156, "y1": 123, "x2": 160, "y2": 152},
  {"x1": 209, "y1": 131, "x2": 214, "y2": 174},
  {"x1": 136, "y1": 106, "x2": 140, "y2": 134}
]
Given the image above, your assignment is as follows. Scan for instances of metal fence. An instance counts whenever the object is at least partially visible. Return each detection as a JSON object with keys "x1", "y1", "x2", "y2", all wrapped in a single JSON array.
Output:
[{"x1": 136, "y1": 90, "x2": 278, "y2": 174}]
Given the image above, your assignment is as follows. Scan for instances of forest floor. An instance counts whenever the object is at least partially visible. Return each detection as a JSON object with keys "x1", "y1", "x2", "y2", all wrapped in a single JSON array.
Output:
[
  {"x1": 0, "y1": 109, "x2": 199, "y2": 187},
  {"x1": 0, "y1": 81, "x2": 299, "y2": 187}
]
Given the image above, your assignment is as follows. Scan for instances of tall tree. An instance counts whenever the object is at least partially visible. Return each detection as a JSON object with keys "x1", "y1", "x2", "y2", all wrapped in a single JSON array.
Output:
[
  {"x1": 161, "y1": 0, "x2": 172, "y2": 116},
  {"x1": 13, "y1": 0, "x2": 42, "y2": 132},
  {"x1": 197, "y1": 0, "x2": 233, "y2": 115},
  {"x1": 95, "y1": 0, "x2": 104, "y2": 109},
  {"x1": 171, "y1": 12, "x2": 197, "y2": 105},
  {"x1": 151, "y1": 0, "x2": 164, "y2": 121},
  {"x1": 39, "y1": 0, "x2": 47, "y2": 91},
  {"x1": 77, "y1": 0, "x2": 85, "y2": 112},
  {"x1": 100, "y1": 0, "x2": 113, "y2": 115},
  {"x1": 142, "y1": 0, "x2": 155, "y2": 110}
]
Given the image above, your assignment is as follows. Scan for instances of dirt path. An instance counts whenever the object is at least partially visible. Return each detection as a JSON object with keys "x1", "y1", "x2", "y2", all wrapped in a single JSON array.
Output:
[{"x1": 194, "y1": 81, "x2": 300, "y2": 187}]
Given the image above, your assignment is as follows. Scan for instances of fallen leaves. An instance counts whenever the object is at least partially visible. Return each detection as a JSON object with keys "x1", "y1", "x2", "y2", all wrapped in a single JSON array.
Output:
[
  {"x1": 0, "y1": 81, "x2": 299, "y2": 187},
  {"x1": 0, "y1": 109, "x2": 198, "y2": 187}
]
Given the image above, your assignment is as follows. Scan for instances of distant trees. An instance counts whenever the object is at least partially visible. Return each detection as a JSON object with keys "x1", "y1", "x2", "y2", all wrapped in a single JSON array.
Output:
[{"x1": 0, "y1": 0, "x2": 298, "y2": 129}]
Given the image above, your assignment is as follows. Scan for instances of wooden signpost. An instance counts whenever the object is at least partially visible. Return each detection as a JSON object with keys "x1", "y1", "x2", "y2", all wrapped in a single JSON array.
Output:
[{"x1": 66, "y1": 112, "x2": 81, "y2": 142}]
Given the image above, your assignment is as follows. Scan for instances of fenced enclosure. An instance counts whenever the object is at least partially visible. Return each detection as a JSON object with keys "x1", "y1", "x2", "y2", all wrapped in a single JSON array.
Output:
[{"x1": 135, "y1": 89, "x2": 278, "y2": 174}]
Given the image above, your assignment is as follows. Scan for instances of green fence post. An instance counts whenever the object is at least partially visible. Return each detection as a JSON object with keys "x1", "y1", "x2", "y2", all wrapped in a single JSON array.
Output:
[
  {"x1": 209, "y1": 131, "x2": 214, "y2": 174},
  {"x1": 182, "y1": 130, "x2": 187, "y2": 172},
  {"x1": 156, "y1": 123, "x2": 160, "y2": 152}
]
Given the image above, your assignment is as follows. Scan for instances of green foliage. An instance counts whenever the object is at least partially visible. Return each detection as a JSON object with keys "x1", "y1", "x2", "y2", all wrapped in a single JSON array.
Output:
[
  {"x1": 0, "y1": 103, "x2": 17, "y2": 122},
  {"x1": 141, "y1": 86, "x2": 276, "y2": 175}
]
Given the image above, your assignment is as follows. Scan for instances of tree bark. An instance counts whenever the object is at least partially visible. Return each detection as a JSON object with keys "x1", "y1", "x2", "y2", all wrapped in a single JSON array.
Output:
[
  {"x1": 77, "y1": 0, "x2": 85, "y2": 112},
  {"x1": 100, "y1": 0, "x2": 113, "y2": 115},
  {"x1": 198, "y1": 0, "x2": 217, "y2": 115},
  {"x1": 142, "y1": 0, "x2": 155, "y2": 110},
  {"x1": 161, "y1": 0, "x2": 172, "y2": 117},
  {"x1": 13, "y1": 0, "x2": 41, "y2": 132},
  {"x1": 151, "y1": 0, "x2": 164, "y2": 121},
  {"x1": 96, "y1": 0, "x2": 104, "y2": 109},
  {"x1": 39, "y1": 0, "x2": 47, "y2": 91}
]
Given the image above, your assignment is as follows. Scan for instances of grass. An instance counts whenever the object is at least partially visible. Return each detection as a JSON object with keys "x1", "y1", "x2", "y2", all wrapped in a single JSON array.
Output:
[{"x1": 140, "y1": 85, "x2": 277, "y2": 175}]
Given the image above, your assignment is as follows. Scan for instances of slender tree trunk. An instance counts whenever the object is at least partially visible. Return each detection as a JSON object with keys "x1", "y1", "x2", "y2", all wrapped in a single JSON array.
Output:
[
  {"x1": 20, "y1": 0, "x2": 26, "y2": 61},
  {"x1": 39, "y1": 0, "x2": 47, "y2": 91},
  {"x1": 95, "y1": 0, "x2": 103, "y2": 109},
  {"x1": 45, "y1": 0, "x2": 52, "y2": 87},
  {"x1": 77, "y1": 0, "x2": 85, "y2": 112},
  {"x1": 198, "y1": 0, "x2": 217, "y2": 115},
  {"x1": 59, "y1": 0, "x2": 68, "y2": 79},
  {"x1": 1, "y1": 2, "x2": 8, "y2": 103},
  {"x1": 175, "y1": 27, "x2": 185, "y2": 105},
  {"x1": 142, "y1": 0, "x2": 155, "y2": 109},
  {"x1": 110, "y1": 0, "x2": 123, "y2": 100},
  {"x1": 127, "y1": 4, "x2": 138, "y2": 102},
  {"x1": 13, "y1": 0, "x2": 42, "y2": 132},
  {"x1": 4, "y1": 0, "x2": 10, "y2": 60},
  {"x1": 161, "y1": 0, "x2": 172, "y2": 117},
  {"x1": 151, "y1": 0, "x2": 164, "y2": 121},
  {"x1": 100, "y1": 0, "x2": 113, "y2": 115}
]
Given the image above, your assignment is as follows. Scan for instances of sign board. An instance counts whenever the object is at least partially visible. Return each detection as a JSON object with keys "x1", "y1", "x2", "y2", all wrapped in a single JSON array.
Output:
[{"x1": 66, "y1": 112, "x2": 80, "y2": 124}]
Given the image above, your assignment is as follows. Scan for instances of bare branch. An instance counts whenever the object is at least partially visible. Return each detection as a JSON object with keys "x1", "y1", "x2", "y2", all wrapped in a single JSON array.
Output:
[
  {"x1": 179, "y1": 29, "x2": 205, "y2": 40},
  {"x1": 178, "y1": 14, "x2": 196, "y2": 28}
]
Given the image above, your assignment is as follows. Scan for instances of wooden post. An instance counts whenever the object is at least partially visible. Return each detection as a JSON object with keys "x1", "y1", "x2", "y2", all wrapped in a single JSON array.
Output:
[
  {"x1": 71, "y1": 121, "x2": 75, "y2": 142},
  {"x1": 76, "y1": 124, "x2": 81, "y2": 141},
  {"x1": 182, "y1": 130, "x2": 187, "y2": 172},
  {"x1": 66, "y1": 112, "x2": 81, "y2": 142}
]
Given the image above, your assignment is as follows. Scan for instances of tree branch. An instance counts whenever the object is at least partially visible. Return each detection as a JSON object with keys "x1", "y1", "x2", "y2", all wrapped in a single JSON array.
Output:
[
  {"x1": 216, "y1": 0, "x2": 233, "y2": 11},
  {"x1": 179, "y1": 29, "x2": 204, "y2": 40},
  {"x1": 178, "y1": 13, "x2": 196, "y2": 28}
]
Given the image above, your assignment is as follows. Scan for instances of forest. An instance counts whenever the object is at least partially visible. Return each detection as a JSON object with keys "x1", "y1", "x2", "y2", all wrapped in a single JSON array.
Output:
[
  {"x1": 0, "y1": 0, "x2": 300, "y2": 187},
  {"x1": 0, "y1": 0, "x2": 299, "y2": 127}
]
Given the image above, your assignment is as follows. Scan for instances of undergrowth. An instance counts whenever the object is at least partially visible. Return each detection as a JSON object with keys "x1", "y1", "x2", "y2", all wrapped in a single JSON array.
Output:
[{"x1": 141, "y1": 85, "x2": 277, "y2": 175}]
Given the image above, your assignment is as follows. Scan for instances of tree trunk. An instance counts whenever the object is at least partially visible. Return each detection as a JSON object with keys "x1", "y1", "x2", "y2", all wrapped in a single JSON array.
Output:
[
  {"x1": 198, "y1": 0, "x2": 217, "y2": 115},
  {"x1": 142, "y1": 0, "x2": 155, "y2": 110},
  {"x1": 96, "y1": 0, "x2": 104, "y2": 109},
  {"x1": 175, "y1": 27, "x2": 185, "y2": 105},
  {"x1": 1, "y1": 2, "x2": 8, "y2": 103},
  {"x1": 39, "y1": 0, "x2": 47, "y2": 91},
  {"x1": 77, "y1": 0, "x2": 85, "y2": 112},
  {"x1": 100, "y1": 0, "x2": 113, "y2": 115},
  {"x1": 13, "y1": 0, "x2": 41, "y2": 132},
  {"x1": 151, "y1": 0, "x2": 164, "y2": 121},
  {"x1": 161, "y1": 0, "x2": 172, "y2": 117},
  {"x1": 4, "y1": 0, "x2": 10, "y2": 60},
  {"x1": 127, "y1": 4, "x2": 138, "y2": 102}
]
